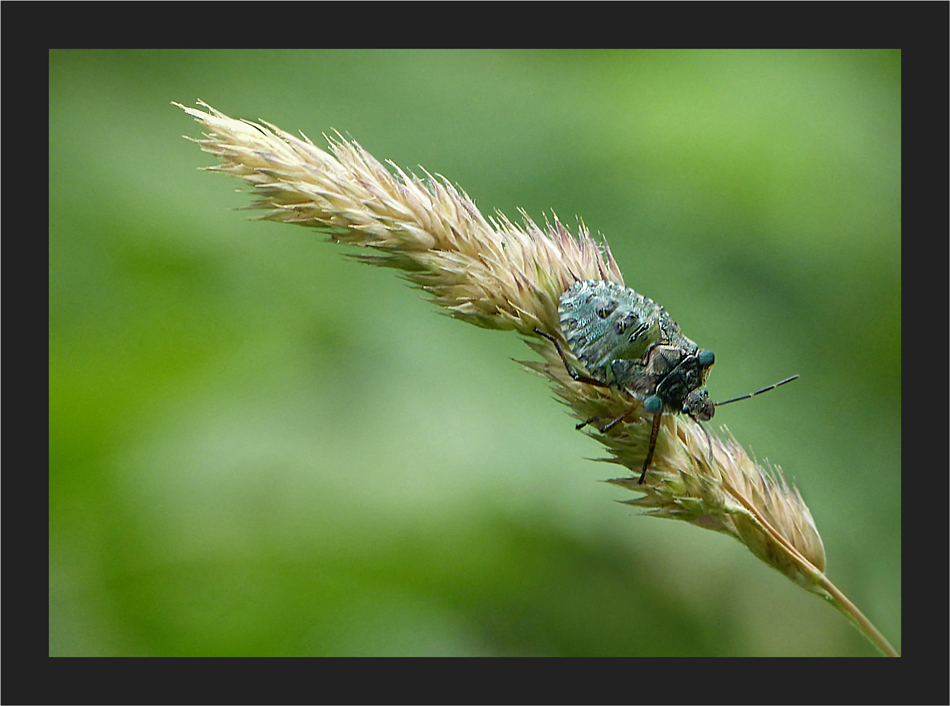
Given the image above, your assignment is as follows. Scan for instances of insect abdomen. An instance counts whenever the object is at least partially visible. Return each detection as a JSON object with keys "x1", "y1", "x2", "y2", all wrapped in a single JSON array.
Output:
[{"x1": 558, "y1": 280, "x2": 663, "y2": 382}]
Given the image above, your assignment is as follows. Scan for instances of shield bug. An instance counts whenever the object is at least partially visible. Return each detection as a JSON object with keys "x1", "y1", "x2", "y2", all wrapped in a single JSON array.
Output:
[{"x1": 536, "y1": 279, "x2": 797, "y2": 484}]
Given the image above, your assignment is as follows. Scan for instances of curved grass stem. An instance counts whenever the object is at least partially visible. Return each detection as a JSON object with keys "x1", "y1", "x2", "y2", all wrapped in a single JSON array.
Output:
[{"x1": 177, "y1": 100, "x2": 897, "y2": 656}]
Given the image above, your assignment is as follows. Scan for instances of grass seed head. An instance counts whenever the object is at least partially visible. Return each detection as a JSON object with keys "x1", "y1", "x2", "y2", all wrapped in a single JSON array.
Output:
[{"x1": 178, "y1": 99, "x2": 833, "y2": 604}]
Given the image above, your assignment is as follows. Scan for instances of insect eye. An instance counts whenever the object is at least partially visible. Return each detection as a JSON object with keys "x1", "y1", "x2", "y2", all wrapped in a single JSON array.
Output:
[
  {"x1": 643, "y1": 395, "x2": 663, "y2": 414},
  {"x1": 697, "y1": 349, "x2": 715, "y2": 367}
]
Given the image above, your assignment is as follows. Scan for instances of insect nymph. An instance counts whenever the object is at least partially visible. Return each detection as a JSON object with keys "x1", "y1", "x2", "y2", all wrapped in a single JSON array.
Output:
[{"x1": 536, "y1": 280, "x2": 796, "y2": 485}]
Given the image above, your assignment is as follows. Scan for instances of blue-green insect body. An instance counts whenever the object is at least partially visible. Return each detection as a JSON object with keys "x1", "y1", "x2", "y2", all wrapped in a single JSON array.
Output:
[
  {"x1": 536, "y1": 279, "x2": 717, "y2": 485},
  {"x1": 558, "y1": 279, "x2": 716, "y2": 425},
  {"x1": 536, "y1": 279, "x2": 797, "y2": 484}
]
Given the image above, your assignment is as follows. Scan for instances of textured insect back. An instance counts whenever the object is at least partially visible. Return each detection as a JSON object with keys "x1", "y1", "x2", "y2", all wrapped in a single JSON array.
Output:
[
  {"x1": 558, "y1": 280, "x2": 663, "y2": 385},
  {"x1": 557, "y1": 280, "x2": 712, "y2": 403}
]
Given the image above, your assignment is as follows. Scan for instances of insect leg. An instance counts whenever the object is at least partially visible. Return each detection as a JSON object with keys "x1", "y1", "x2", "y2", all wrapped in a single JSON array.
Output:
[
  {"x1": 639, "y1": 412, "x2": 663, "y2": 484},
  {"x1": 536, "y1": 328, "x2": 626, "y2": 434},
  {"x1": 598, "y1": 413, "x2": 628, "y2": 433},
  {"x1": 534, "y1": 328, "x2": 611, "y2": 388}
]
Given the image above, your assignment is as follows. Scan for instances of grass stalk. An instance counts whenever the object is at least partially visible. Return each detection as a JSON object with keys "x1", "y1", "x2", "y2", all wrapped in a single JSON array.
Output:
[{"x1": 176, "y1": 100, "x2": 897, "y2": 656}]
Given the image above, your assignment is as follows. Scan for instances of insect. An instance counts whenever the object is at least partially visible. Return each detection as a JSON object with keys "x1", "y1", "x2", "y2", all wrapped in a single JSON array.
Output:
[{"x1": 535, "y1": 279, "x2": 797, "y2": 484}]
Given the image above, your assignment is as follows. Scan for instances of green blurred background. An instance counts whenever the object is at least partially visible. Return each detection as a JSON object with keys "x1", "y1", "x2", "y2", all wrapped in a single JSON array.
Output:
[{"x1": 50, "y1": 50, "x2": 900, "y2": 656}]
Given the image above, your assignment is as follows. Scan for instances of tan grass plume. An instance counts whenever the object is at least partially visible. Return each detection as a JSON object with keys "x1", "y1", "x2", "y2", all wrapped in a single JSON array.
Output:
[{"x1": 175, "y1": 100, "x2": 897, "y2": 656}]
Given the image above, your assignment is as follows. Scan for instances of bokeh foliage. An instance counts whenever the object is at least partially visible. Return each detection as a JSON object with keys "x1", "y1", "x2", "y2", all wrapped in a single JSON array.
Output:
[{"x1": 50, "y1": 49, "x2": 900, "y2": 656}]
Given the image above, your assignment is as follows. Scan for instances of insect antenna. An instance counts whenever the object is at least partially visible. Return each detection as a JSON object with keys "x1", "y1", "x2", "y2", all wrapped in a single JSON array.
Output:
[
  {"x1": 687, "y1": 375, "x2": 798, "y2": 469},
  {"x1": 714, "y1": 375, "x2": 799, "y2": 407}
]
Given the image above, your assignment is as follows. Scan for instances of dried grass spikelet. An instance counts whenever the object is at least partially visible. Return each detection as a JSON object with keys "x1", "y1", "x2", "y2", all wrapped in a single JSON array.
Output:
[{"x1": 176, "y1": 101, "x2": 897, "y2": 656}]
